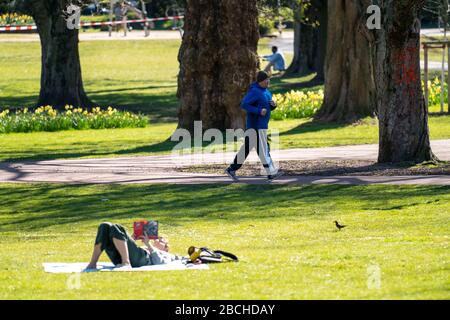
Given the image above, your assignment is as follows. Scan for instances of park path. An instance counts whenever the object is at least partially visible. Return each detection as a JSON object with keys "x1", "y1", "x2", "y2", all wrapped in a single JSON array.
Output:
[
  {"x1": 0, "y1": 30, "x2": 182, "y2": 42},
  {"x1": 270, "y1": 31, "x2": 448, "y2": 70},
  {"x1": 3, "y1": 29, "x2": 445, "y2": 68},
  {"x1": 0, "y1": 140, "x2": 449, "y2": 185}
]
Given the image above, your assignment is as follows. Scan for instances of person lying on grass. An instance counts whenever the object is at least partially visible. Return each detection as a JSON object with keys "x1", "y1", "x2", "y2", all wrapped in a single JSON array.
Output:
[{"x1": 86, "y1": 222, "x2": 188, "y2": 270}]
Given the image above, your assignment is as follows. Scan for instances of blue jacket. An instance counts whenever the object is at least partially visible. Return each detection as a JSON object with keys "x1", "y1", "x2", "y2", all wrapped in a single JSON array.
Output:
[{"x1": 241, "y1": 82, "x2": 272, "y2": 130}]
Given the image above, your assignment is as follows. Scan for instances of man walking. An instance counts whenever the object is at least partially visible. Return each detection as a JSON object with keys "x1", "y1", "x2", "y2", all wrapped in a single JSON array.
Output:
[{"x1": 225, "y1": 71, "x2": 283, "y2": 182}]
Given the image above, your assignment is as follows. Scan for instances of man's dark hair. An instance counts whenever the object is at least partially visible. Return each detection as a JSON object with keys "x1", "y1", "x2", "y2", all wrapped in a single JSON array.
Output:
[
  {"x1": 272, "y1": 46, "x2": 278, "y2": 53},
  {"x1": 256, "y1": 71, "x2": 270, "y2": 83}
]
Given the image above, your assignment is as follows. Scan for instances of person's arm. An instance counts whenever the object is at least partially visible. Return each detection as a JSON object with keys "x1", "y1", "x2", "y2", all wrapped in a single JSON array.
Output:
[
  {"x1": 142, "y1": 233, "x2": 156, "y2": 254},
  {"x1": 142, "y1": 233, "x2": 170, "y2": 254},
  {"x1": 241, "y1": 92, "x2": 264, "y2": 116},
  {"x1": 270, "y1": 102, "x2": 277, "y2": 111},
  {"x1": 262, "y1": 54, "x2": 274, "y2": 61},
  {"x1": 268, "y1": 92, "x2": 277, "y2": 110}
]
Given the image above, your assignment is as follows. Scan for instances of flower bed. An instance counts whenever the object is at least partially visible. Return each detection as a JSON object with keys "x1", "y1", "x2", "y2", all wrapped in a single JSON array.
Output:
[
  {"x1": 0, "y1": 106, "x2": 148, "y2": 134},
  {"x1": 0, "y1": 13, "x2": 34, "y2": 25},
  {"x1": 272, "y1": 89, "x2": 324, "y2": 120},
  {"x1": 425, "y1": 77, "x2": 448, "y2": 110}
]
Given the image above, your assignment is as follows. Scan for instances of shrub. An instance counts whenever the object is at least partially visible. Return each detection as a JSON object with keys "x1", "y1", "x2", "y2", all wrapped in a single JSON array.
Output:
[{"x1": 258, "y1": 14, "x2": 274, "y2": 36}]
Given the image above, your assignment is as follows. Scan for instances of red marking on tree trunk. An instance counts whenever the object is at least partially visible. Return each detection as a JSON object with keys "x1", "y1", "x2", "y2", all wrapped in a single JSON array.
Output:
[{"x1": 393, "y1": 42, "x2": 420, "y2": 98}]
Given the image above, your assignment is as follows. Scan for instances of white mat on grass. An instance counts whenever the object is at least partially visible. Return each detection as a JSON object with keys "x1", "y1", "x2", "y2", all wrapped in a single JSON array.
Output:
[{"x1": 43, "y1": 261, "x2": 209, "y2": 273}]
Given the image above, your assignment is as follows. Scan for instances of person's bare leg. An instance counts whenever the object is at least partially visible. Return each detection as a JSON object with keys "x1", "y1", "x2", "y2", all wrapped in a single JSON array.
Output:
[
  {"x1": 112, "y1": 238, "x2": 131, "y2": 267},
  {"x1": 86, "y1": 244, "x2": 102, "y2": 269}
]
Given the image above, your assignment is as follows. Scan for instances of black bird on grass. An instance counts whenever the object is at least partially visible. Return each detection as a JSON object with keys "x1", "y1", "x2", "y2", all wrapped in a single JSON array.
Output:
[{"x1": 334, "y1": 221, "x2": 346, "y2": 231}]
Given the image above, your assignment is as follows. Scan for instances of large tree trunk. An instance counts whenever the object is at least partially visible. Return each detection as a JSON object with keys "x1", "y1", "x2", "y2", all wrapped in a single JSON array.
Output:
[
  {"x1": 177, "y1": 0, "x2": 259, "y2": 132},
  {"x1": 373, "y1": 0, "x2": 436, "y2": 163},
  {"x1": 29, "y1": 0, "x2": 92, "y2": 108},
  {"x1": 286, "y1": 0, "x2": 326, "y2": 78},
  {"x1": 315, "y1": 0, "x2": 376, "y2": 123}
]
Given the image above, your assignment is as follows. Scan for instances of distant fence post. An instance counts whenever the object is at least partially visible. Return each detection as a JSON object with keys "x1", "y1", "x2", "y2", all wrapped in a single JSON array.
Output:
[
  {"x1": 109, "y1": 0, "x2": 113, "y2": 37},
  {"x1": 141, "y1": 0, "x2": 150, "y2": 37},
  {"x1": 422, "y1": 40, "x2": 450, "y2": 113}
]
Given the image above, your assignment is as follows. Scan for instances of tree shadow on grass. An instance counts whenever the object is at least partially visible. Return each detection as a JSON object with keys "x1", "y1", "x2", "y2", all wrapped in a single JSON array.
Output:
[
  {"x1": 279, "y1": 119, "x2": 350, "y2": 137},
  {"x1": 0, "y1": 183, "x2": 448, "y2": 232},
  {"x1": 0, "y1": 134, "x2": 226, "y2": 162},
  {"x1": 0, "y1": 137, "x2": 179, "y2": 163},
  {"x1": 270, "y1": 72, "x2": 324, "y2": 95},
  {"x1": 88, "y1": 90, "x2": 179, "y2": 122}
]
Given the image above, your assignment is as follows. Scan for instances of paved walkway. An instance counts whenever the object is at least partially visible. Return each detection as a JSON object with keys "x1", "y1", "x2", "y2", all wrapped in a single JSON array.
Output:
[
  {"x1": 271, "y1": 31, "x2": 448, "y2": 70},
  {"x1": 421, "y1": 28, "x2": 447, "y2": 36},
  {"x1": 0, "y1": 30, "x2": 182, "y2": 42},
  {"x1": 0, "y1": 140, "x2": 449, "y2": 185}
]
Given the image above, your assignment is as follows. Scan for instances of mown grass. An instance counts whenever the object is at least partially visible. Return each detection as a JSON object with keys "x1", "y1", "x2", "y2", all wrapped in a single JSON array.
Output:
[
  {"x1": 0, "y1": 39, "x2": 182, "y2": 121},
  {"x1": 0, "y1": 183, "x2": 448, "y2": 300},
  {"x1": 0, "y1": 37, "x2": 449, "y2": 302},
  {"x1": 0, "y1": 117, "x2": 448, "y2": 162},
  {"x1": 0, "y1": 38, "x2": 292, "y2": 120},
  {"x1": 0, "y1": 38, "x2": 448, "y2": 162}
]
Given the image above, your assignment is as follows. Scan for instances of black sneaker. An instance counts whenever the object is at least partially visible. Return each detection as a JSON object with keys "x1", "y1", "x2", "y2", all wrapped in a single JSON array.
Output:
[
  {"x1": 224, "y1": 168, "x2": 239, "y2": 182},
  {"x1": 268, "y1": 171, "x2": 284, "y2": 182}
]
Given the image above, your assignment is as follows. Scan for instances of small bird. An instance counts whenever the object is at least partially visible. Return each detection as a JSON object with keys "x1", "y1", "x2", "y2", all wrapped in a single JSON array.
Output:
[{"x1": 334, "y1": 221, "x2": 346, "y2": 231}]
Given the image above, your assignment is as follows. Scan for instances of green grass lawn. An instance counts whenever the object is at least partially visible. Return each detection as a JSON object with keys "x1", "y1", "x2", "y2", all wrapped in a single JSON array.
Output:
[
  {"x1": 0, "y1": 117, "x2": 449, "y2": 162},
  {"x1": 0, "y1": 183, "x2": 448, "y2": 300},
  {"x1": 0, "y1": 38, "x2": 292, "y2": 121},
  {"x1": 0, "y1": 39, "x2": 182, "y2": 121},
  {"x1": 0, "y1": 37, "x2": 449, "y2": 301},
  {"x1": 0, "y1": 36, "x2": 446, "y2": 116},
  {"x1": 1, "y1": 38, "x2": 449, "y2": 163}
]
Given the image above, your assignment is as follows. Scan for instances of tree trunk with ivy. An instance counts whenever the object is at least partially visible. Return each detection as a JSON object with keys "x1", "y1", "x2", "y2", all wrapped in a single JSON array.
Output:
[
  {"x1": 177, "y1": 0, "x2": 259, "y2": 132},
  {"x1": 21, "y1": 0, "x2": 92, "y2": 108}
]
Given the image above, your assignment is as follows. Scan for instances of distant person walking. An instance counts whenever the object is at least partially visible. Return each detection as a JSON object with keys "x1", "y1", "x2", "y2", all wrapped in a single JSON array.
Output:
[
  {"x1": 225, "y1": 71, "x2": 283, "y2": 182},
  {"x1": 262, "y1": 46, "x2": 286, "y2": 74},
  {"x1": 114, "y1": 3, "x2": 121, "y2": 31},
  {"x1": 114, "y1": 2, "x2": 128, "y2": 34}
]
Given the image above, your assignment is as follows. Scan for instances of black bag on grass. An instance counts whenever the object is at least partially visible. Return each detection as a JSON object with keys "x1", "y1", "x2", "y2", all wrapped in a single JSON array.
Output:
[{"x1": 188, "y1": 246, "x2": 238, "y2": 264}]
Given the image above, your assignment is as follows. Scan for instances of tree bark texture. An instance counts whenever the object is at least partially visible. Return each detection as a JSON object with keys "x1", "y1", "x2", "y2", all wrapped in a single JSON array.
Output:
[
  {"x1": 315, "y1": 0, "x2": 376, "y2": 123},
  {"x1": 177, "y1": 0, "x2": 259, "y2": 132},
  {"x1": 372, "y1": 0, "x2": 436, "y2": 163},
  {"x1": 30, "y1": 0, "x2": 92, "y2": 109}
]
